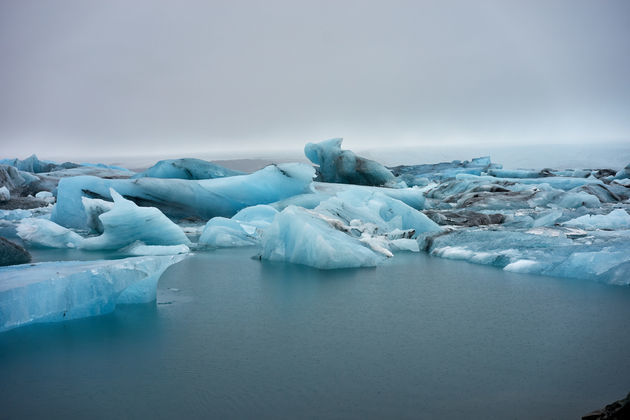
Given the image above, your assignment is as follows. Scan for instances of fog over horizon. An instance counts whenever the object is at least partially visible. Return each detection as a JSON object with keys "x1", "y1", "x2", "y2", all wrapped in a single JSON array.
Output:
[{"x1": 1, "y1": 0, "x2": 629, "y2": 162}]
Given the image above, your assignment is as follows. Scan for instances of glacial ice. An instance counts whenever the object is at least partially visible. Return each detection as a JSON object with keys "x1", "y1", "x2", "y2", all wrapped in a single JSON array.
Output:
[
  {"x1": 259, "y1": 189, "x2": 441, "y2": 269},
  {"x1": 132, "y1": 158, "x2": 243, "y2": 180},
  {"x1": 260, "y1": 205, "x2": 385, "y2": 269},
  {"x1": 562, "y1": 209, "x2": 630, "y2": 230},
  {"x1": 198, "y1": 204, "x2": 278, "y2": 248},
  {"x1": 0, "y1": 255, "x2": 185, "y2": 332},
  {"x1": 305, "y1": 138, "x2": 398, "y2": 187},
  {"x1": 18, "y1": 189, "x2": 190, "y2": 250},
  {"x1": 52, "y1": 163, "x2": 315, "y2": 229},
  {"x1": 0, "y1": 186, "x2": 9, "y2": 201},
  {"x1": 3, "y1": 146, "x2": 629, "y2": 287}
]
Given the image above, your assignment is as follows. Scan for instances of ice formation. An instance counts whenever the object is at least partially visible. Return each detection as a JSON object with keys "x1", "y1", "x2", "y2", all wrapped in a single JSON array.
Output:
[
  {"x1": 132, "y1": 158, "x2": 243, "y2": 180},
  {"x1": 0, "y1": 255, "x2": 185, "y2": 332},
  {"x1": 18, "y1": 189, "x2": 190, "y2": 250},
  {"x1": 52, "y1": 163, "x2": 315, "y2": 229},
  {"x1": 304, "y1": 138, "x2": 398, "y2": 187},
  {"x1": 0, "y1": 186, "x2": 9, "y2": 202},
  {"x1": 259, "y1": 189, "x2": 441, "y2": 269},
  {"x1": 562, "y1": 209, "x2": 630, "y2": 230}
]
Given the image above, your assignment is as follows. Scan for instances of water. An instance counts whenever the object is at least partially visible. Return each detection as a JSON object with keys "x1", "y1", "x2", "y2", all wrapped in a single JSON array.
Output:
[{"x1": 1, "y1": 248, "x2": 629, "y2": 419}]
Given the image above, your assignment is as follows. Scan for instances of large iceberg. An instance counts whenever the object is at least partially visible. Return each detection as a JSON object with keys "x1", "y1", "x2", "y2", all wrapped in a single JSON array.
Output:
[
  {"x1": 260, "y1": 205, "x2": 386, "y2": 269},
  {"x1": 52, "y1": 163, "x2": 315, "y2": 229},
  {"x1": 304, "y1": 138, "x2": 398, "y2": 187},
  {"x1": 18, "y1": 189, "x2": 190, "y2": 250},
  {"x1": 132, "y1": 158, "x2": 243, "y2": 180},
  {"x1": 0, "y1": 255, "x2": 185, "y2": 332},
  {"x1": 259, "y1": 189, "x2": 441, "y2": 269}
]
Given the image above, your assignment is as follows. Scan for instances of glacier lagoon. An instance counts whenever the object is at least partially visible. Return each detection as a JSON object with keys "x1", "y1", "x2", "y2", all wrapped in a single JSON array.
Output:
[
  {"x1": 2, "y1": 247, "x2": 630, "y2": 419},
  {"x1": 2, "y1": 140, "x2": 630, "y2": 418}
]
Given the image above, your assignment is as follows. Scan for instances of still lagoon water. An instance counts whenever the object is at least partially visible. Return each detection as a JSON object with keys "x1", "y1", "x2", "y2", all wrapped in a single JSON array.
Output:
[{"x1": 2, "y1": 248, "x2": 629, "y2": 419}]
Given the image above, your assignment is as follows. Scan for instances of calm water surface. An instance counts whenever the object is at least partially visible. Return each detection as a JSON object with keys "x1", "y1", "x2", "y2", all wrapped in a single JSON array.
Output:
[{"x1": 1, "y1": 248, "x2": 629, "y2": 419}]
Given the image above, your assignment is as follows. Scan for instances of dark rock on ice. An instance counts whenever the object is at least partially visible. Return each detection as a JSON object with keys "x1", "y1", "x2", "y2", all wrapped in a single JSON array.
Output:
[
  {"x1": 582, "y1": 392, "x2": 630, "y2": 420},
  {"x1": 0, "y1": 236, "x2": 31, "y2": 267}
]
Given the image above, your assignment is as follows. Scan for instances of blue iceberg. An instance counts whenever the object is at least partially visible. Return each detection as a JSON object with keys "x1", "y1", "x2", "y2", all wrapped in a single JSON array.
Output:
[
  {"x1": 51, "y1": 163, "x2": 315, "y2": 229},
  {"x1": 0, "y1": 254, "x2": 186, "y2": 332},
  {"x1": 132, "y1": 158, "x2": 243, "y2": 180}
]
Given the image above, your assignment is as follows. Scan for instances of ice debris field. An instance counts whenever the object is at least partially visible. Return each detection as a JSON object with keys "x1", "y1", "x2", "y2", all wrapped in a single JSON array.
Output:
[{"x1": 1, "y1": 140, "x2": 630, "y2": 331}]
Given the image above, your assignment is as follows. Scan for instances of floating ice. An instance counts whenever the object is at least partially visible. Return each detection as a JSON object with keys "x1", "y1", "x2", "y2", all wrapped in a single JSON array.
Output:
[
  {"x1": 18, "y1": 189, "x2": 190, "y2": 250},
  {"x1": 199, "y1": 204, "x2": 279, "y2": 248},
  {"x1": 0, "y1": 255, "x2": 185, "y2": 332},
  {"x1": 421, "y1": 228, "x2": 630, "y2": 285},
  {"x1": 259, "y1": 189, "x2": 440, "y2": 269},
  {"x1": 260, "y1": 205, "x2": 385, "y2": 269},
  {"x1": 304, "y1": 138, "x2": 398, "y2": 187},
  {"x1": 390, "y1": 156, "x2": 500, "y2": 184},
  {"x1": 0, "y1": 187, "x2": 9, "y2": 202},
  {"x1": 52, "y1": 163, "x2": 315, "y2": 229},
  {"x1": 562, "y1": 209, "x2": 630, "y2": 230},
  {"x1": 132, "y1": 158, "x2": 243, "y2": 180}
]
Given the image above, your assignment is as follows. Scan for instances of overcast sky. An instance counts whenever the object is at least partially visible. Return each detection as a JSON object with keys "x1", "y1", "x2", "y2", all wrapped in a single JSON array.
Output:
[{"x1": 1, "y1": 0, "x2": 629, "y2": 159}]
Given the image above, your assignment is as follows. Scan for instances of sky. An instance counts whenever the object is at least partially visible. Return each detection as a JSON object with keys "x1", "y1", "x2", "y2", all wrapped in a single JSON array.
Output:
[{"x1": 1, "y1": 0, "x2": 629, "y2": 161}]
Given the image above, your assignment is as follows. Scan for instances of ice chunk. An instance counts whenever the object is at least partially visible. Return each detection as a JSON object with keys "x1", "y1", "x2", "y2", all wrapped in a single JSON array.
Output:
[
  {"x1": 34, "y1": 191, "x2": 54, "y2": 204},
  {"x1": 562, "y1": 209, "x2": 630, "y2": 230},
  {"x1": 198, "y1": 217, "x2": 257, "y2": 247},
  {"x1": 314, "y1": 189, "x2": 441, "y2": 236},
  {"x1": 0, "y1": 255, "x2": 185, "y2": 332},
  {"x1": 613, "y1": 163, "x2": 630, "y2": 180},
  {"x1": 132, "y1": 158, "x2": 243, "y2": 180},
  {"x1": 17, "y1": 218, "x2": 84, "y2": 248},
  {"x1": 422, "y1": 228, "x2": 630, "y2": 284},
  {"x1": 0, "y1": 154, "x2": 78, "y2": 173},
  {"x1": 259, "y1": 189, "x2": 439, "y2": 269},
  {"x1": 198, "y1": 205, "x2": 279, "y2": 248},
  {"x1": 389, "y1": 156, "x2": 500, "y2": 184},
  {"x1": 52, "y1": 163, "x2": 315, "y2": 229},
  {"x1": 304, "y1": 138, "x2": 397, "y2": 187},
  {"x1": 0, "y1": 186, "x2": 9, "y2": 202},
  {"x1": 260, "y1": 206, "x2": 384, "y2": 269},
  {"x1": 532, "y1": 210, "x2": 563, "y2": 227},
  {"x1": 18, "y1": 189, "x2": 190, "y2": 250}
]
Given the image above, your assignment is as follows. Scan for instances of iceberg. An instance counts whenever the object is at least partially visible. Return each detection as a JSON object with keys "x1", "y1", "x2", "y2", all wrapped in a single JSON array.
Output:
[
  {"x1": 421, "y1": 227, "x2": 630, "y2": 285},
  {"x1": 304, "y1": 138, "x2": 398, "y2": 187},
  {"x1": 562, "y1": 209, "x2": 630, "y2": 230},
  {"x1": 260, "y1": 205, "x2": 385, "y2": 269},
  {"x1": 132, "y1": 158, "x2": 243, "y2": 180},
  {"x1": 0, "y1": 255, "x2": 185, "y2": 332},
  {"x1": 52, "y1": 163, "x2": 315, "y2": 229},
  {"x1": 18, "y1": 189, "x2": 190, "y2": 250},
  {"x1": 259, "y1": 189, "x2": 441, "y2": 269},
  {"x1": 198, "y1": 204, "x2": 278, "y2": 248},
  {"x1": 0, "y1": 186, "x2": 9, "y2": 202},
  {"x1": 390, "y1": 156, "x2": 500, "y2": 184}
]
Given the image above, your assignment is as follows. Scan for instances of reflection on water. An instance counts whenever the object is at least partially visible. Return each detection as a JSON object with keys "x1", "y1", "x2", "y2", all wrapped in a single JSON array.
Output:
[{"x1": 2, "y1": 248, "x2": 630, "y2": 419}]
